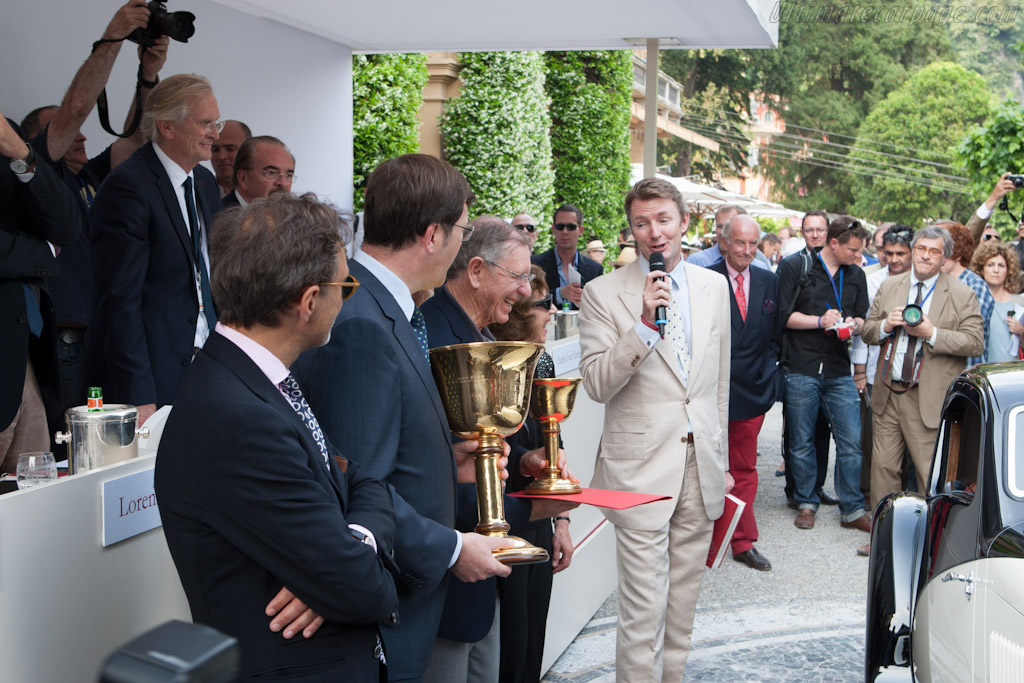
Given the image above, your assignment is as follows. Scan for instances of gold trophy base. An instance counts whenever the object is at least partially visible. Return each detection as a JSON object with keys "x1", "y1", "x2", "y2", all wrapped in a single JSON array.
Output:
[
  {"x1": 492, "y1": 535, "x2": 550, "y2": 565},
  {"x1": 524, "y1": 476, "x2": 582, "y2": 495}
]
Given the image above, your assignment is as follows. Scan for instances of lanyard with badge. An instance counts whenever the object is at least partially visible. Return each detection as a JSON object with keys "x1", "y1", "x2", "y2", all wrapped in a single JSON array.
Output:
[{"x1": 880, "y1": 280, "x2": 936, "y2": 392}]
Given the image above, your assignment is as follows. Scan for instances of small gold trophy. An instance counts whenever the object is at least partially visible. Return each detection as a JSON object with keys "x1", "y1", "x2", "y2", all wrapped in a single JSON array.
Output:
[
  {"x1": 429, "y1": 341, "x2": 549, "y2": 565},
  {"x1": 525, "y1": 378, "x2": 583, "y2": 495}
]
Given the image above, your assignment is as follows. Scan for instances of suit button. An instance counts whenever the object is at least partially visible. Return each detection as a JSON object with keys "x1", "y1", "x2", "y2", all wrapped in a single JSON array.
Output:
[
  {"x1": 389, "y1": 612, "x2": 398, "y2": 625},
  {"x1": 631, "y1": 355, "x2": 640, "y2": 368},
  {"x1": 18, "y1": 314, "x2": 28, "y2": 323},
  {"x1": 685, "y1": 398, "x2": 691, "y2": 405}
]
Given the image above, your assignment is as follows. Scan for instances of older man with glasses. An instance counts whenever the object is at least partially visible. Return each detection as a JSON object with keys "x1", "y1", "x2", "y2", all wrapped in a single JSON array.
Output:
[
  {"x1": 223, "y1": 135, "x2": 295, "y2": 208},
  {"x1": 531, "y1": 203, "x2": 604, "y2": 310},
  {"x1": 510, "y1": 211, "x2": 539, "y2": 247}
]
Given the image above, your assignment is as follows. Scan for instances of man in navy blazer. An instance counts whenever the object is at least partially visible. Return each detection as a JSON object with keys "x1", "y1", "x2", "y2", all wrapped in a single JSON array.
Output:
[
  {"x1": 293, "y1": 155, "x2": 512, "y2": 682},
  {"x1": 530, "y1": 204, "x2": 603, "y2": 310},
  {"x1": 709, "y1": 215, "x2": 781, "y2": 571},
  {"x1": 155, "y1": 193, "x2": 399, "y2": 682},
  {"x1": 85, "y1": 74, "x2": 222, "y2": 425}
]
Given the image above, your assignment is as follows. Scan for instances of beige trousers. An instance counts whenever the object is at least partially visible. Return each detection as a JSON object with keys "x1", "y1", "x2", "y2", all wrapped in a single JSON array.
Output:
[
  {"x1": 870, "y1": 386, "x2": 937, "y2": 504},
  {"x1": 613, "y1": 444, "x2": 712, "y2": 683},
  {"x1": 0, "y1": 360, "x2": 50, "y2": 474}
]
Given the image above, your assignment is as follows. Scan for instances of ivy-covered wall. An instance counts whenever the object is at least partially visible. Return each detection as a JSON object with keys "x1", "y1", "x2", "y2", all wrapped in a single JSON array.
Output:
[
  {"x1": 351, "y1": 53, "x2": 428, "y2": 211},
  {"x1": 439, "y1": 51, "x2": 555, "y2": 225},
  {"x1": 544, "y1": 51, "x2": 634, "y2": 252}
]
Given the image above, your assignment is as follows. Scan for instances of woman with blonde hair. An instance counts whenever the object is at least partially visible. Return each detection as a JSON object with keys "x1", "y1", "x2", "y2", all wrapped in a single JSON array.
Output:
[{"x1": 970, "y1": 241, "x2": 1024, "y2": 362}]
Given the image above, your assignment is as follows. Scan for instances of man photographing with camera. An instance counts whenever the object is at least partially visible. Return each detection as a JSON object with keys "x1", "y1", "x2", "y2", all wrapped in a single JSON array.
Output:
[{"x1": 966, "y1": 173, "x2": 1024, "y2": 281}]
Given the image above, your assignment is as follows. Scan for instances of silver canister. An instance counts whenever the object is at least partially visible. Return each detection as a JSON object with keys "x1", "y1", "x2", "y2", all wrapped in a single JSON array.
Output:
[
  {"x1": 55, "y1": 405, "x2": 149, "y2": 474},
  {"x1": 554, "y1": 311, "x2": 579, "y2": 339}
]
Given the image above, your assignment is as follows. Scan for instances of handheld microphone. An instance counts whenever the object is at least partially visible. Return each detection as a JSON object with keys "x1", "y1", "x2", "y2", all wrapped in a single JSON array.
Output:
[{"x1": 649, "y1": 252, "x2": 667, "y2": 337}]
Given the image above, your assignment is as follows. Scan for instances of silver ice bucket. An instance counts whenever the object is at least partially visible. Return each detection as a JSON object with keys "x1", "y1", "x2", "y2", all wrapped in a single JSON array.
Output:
[
  {"x1": 554, "y1": 311, "x2": 579, "y2": 339},
  {"x1": 55, "y1": 405, "x2": 149, "y2": 474}
]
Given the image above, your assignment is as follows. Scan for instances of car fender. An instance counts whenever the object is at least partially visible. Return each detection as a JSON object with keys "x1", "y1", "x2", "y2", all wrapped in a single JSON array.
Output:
[{"x1": 865, "y1": 491, "x2": 928, "y2": 682}]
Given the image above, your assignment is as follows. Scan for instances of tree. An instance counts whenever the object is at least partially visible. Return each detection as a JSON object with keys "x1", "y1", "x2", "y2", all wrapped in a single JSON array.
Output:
[
  {"x1": 439, "y1": 51, "x2": 554, "y2": 225},
  {"x1": 847, "y1": 62, "x2": 990, "y2": 224},
  {"x1": 351, "y1": 54, "x2": 428, "y2": 211},
  {"x1": 957, "y1": 98, "x2": 1024, "y2": 233},
  {"x1": 544, "y1": 51, "x2": 634, "y2": 250},
  {"x1": 754, "y1": 0, "x2": 954, "y2": 212}
]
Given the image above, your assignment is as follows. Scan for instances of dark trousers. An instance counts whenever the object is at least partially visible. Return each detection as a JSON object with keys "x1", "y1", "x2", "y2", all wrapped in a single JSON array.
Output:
[{"x1": 498, "y1": 521, "x2": 554, "y2": 683}]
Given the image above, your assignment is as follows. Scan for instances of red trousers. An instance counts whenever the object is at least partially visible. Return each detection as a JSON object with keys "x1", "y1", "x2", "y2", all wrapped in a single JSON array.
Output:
[{"x1": 713, "y1": 414, "x2": 765, "y2": 555}]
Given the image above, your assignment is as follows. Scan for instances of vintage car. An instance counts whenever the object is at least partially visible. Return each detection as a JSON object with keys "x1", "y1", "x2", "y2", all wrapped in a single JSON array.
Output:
[{"x1": 865, "y1": 363, "x2": 1024, "y2": 682}]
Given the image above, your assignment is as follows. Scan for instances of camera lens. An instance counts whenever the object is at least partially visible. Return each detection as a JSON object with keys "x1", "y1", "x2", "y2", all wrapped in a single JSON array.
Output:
[{"x1": 902, "y1": 304, "x2": 923, "y2": 327}]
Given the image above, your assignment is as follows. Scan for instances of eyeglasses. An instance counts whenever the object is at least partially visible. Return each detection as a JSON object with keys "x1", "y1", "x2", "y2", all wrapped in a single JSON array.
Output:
[
  {"x1": 803, "y1": 228, "x2": 826, "y2": 235},
  {"x1": 191, "y1": 118, "x2": 225, "y2": 133},
  {"x1": 319, "y1": 275, "x2": 361, "y2": 300},
  {"x1": 982, "y1": 234, "x2": 999, "y2": 242},
  {"x1": 513, "y1": 223, "x2": 537, "y2": 233},
  {"x1": 454, "y1": 223, "x2": 474, "y2": 242},
  {"x1": 553, "y1": 223, "x2": 579, "y2": 231},
  {"x1": 913, "y1": 245, "x2": 943, "y2": 258},
  {"x1": 531, "y1": 295, "x2": 552, "y2": 309},
  {"x1": 485, "y1": 259, "x2": 535, "y2": 284},
  {"x1": 246, "y1": 169, "x2": 296, "y2": 183}
]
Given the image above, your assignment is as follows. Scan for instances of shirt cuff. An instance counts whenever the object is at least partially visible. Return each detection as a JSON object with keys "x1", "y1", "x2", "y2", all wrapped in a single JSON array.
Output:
[
  {"x1": 448, "y1": 529, "x2": 463, "y2": 569},
  {"x1": 977, "y1": 203, "x2": 993, "y2": 221},
  {"x1": 347, "y1": 523, "x2": 378, "y2": 553},
  {"x1": 554, "y1": 286, "x2": 564, "y2": 305},
  {"x1": 15, "y1": 171, "x2": 35, "y2": 183},
  {"x1": 46, "y1": 241, "x2": 56, "y2": 257},
  {"x1": 634, "y1": 320, "x2": 661, "y2": 348},
  {"x1": 928, "y1": 327, "x2": 938, "y2": 347}
]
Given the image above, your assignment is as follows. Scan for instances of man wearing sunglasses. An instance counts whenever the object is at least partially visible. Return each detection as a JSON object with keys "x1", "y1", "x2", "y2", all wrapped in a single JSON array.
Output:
[
  {"x1": 156, "y1": 192, "x2": 400, "y2": 682},
  {"x1": 531, "y1": 204, "x2": 603, "y2": 310},
  {"x1": 223, "y1": 136, "x2": 295, "y2": 208},
  {"x1": 511, "y1": 212, "x2": 539, "y2": 247},
  {"x1": 861, "y1": 226, "x2": 983, "y2": 554}
]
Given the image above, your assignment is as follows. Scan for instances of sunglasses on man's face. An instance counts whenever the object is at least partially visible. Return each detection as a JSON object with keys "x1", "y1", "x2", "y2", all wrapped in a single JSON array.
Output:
[
  {"x1": 982, "y1": 234, "x2": 999, "y2": 241},
  {"x1": 513, "y1": 223, "x2": 537, "y2": 233},
  {"x1": 531, "y1": 295, "x2": 553, "y2": 309},
  {"x1": 553, "y1": 223, "x2": 579, "y2": 231}
]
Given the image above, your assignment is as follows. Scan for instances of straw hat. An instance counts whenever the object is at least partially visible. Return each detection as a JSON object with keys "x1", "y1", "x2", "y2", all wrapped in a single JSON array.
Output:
[
  {"x1": 613, "y1": 245, "x2": 638, "y2": 268},
  {"x1": 584, "y1": 239, "x2": 607, "y2": 260}
]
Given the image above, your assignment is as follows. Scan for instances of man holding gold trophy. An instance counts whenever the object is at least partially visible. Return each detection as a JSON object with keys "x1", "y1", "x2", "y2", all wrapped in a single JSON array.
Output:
[{"x1": 579, "y1": 178, "x2": 733, "y2": 682}]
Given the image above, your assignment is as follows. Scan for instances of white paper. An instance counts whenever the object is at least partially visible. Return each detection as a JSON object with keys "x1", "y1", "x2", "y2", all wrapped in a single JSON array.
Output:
[
  {"x1": 1007, "y1": 306, "x2": 1024, "y2": 358},
  {"x1": 566, "y1": 264, "x2": 582, "y2": 285}
]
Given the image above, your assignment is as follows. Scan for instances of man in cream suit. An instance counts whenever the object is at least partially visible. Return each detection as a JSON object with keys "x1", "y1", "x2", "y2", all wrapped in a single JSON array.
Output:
[
  {"x1": 579, "y1": 177, "x2": 733, "y2": 682},
  {"x1": 862, "y1": 225, "x2": 984, "y2": 509}
]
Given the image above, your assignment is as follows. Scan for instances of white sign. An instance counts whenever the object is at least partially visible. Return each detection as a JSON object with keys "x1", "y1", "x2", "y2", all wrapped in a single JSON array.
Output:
[
  {"x1": 101, "y1": 468, "x2": 161, "y2": 546},
  {"x1": 551, "y1": 339, "x2": 581, "y2": 375}
]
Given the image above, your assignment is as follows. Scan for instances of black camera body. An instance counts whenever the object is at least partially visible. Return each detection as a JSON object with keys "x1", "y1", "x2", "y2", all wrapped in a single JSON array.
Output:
[
  {"x1": 1008, "y1": 174, "x2": 1024, "y2": 189},
  {"x1": 128, "y1": 1, "x2": 195, "y2": 47}
]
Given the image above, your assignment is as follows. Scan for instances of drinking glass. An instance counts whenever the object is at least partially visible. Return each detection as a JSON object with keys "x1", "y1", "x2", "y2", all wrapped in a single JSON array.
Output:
[{"x1": 16, "y1": 452, "x2": 58, "y2": 490}]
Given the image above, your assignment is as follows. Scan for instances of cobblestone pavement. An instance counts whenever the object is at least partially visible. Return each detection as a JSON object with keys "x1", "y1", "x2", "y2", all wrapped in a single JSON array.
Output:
[{"x1": 543, "y1": 403, "x2": 869, "y2": 682}]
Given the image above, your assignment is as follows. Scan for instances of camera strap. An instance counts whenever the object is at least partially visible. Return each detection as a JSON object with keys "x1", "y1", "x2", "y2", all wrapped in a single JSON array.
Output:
[
  {"x1": 89, "y1": 37, "x2": 145, "y2": 139},
  {"x1": 880, "y1": 334, "x2": 924, "y2": 393},
  {"x1": 999, "y1": 195, "x2": 1021, "y2": 225}
]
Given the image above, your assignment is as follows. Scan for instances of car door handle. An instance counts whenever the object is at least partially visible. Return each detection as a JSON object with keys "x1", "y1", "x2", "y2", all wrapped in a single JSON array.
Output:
[{"x1": 941, "y1": 570, "x2": 974, "y2": 599}]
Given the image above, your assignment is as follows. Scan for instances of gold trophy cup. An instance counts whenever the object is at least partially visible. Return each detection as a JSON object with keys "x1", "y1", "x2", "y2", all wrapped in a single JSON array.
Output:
[
  {"x1": 525, "y1": 378, "x2": 583, "y2": 495},
  {"x1": 429, "y1": 341, "x2": 549, "y2": 565}
]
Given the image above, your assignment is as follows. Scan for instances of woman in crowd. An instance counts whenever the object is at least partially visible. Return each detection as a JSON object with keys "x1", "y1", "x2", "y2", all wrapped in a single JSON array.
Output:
[
  {"x1": 490, "y1": 264, "x2": 572, "y2": 683},
  {"x1": 970, "y1": 241, "x2": 1024, "y2": 362}
]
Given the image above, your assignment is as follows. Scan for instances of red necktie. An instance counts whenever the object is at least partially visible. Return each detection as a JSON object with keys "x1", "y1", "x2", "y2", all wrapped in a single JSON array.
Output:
[{"x1": 735, "y1": 273, "x2": 747, "y2": 322}]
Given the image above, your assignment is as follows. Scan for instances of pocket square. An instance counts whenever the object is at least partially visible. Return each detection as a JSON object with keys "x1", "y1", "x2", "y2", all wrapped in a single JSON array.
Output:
[{"x1": 762, "y1": 299, "x2": 777, "y2": 314}]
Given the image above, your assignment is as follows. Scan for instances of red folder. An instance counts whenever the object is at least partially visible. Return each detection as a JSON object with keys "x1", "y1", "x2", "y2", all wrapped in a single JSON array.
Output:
[
  {"x1": 507, "y1": 487, "x2": 670, "y2": 510},
  {"x1": 706, "y1": 494, "x2": 745, "y2": 569}
]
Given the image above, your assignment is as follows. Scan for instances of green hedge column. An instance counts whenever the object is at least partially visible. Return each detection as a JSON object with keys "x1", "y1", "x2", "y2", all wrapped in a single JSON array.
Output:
[
  {"x1": 544, "y1": 51, "x2": 634, "y2": 251},
  {"x1": 352, "y1": 54, "x2": 428, "y2": 211},
  {"x1": 440, "y1": 51, "x2": 555, "y2": 227}
]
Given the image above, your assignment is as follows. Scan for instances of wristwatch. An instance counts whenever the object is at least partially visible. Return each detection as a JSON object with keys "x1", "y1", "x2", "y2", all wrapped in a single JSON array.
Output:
[{"x1": 9, "y1": 146, "x2": 35, "y2": 174}]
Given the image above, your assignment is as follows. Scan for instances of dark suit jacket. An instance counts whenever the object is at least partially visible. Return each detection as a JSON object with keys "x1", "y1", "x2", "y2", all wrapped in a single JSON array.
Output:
[
  {"x1": 1, "y1": 119, "x2": 83, "y2": 430},
  {"x1": 531, "y1": 248, "x2": 603, "y2": 311},
  {"x1": 420, "y1": 285, "x2": 532, "y2": 643},
  {"x1": 710, "y1": 262, "x2": 781, "y2": 421},
  {"x1": 85, "y1": 142, "x2": 221, "y2": 407},
  {"x1": 292, "y1": 258, "x2": 457, "y2": 681},
  {"x1": 154, "y1": 332, "x2": 399, "y2": 682},
  {"x1": 222, "y1": 190, "x2": 240, "y2": 208}
]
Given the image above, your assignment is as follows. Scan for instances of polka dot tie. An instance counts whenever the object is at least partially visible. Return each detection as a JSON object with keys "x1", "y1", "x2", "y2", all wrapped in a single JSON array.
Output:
[
  {"x1": 411, "y1": 307, "x2": 430, "y2": 363},
  {"x1": 278, "y1": 374, "x2": 330, "y2": 468},
  {"x1": 664, "y1": 283, "x2": 691, "y2": 386}
]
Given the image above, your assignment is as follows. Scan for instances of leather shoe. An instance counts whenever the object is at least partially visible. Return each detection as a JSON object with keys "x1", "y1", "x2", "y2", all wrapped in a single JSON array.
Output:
[
  {"x1": 816, "y1": 488, "x2": 840, "y2": 505},
  {"x1": 841, "y1": 515, "x2": 872, "y2": 533},
  {"x1": 733, "y1": 547, "x2": 772, "y2": 571},
  {"x1": 794, "y1": 509, "x2": 815, "y2": 529},
  {"x1": 857, "y1": 543, "x2": 870, "y2": 557}
]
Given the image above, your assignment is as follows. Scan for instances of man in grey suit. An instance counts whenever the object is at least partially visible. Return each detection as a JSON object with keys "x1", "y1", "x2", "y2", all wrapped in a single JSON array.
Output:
[{"x1": 293, "y1": 154, "x2": 511, "y2": 682}]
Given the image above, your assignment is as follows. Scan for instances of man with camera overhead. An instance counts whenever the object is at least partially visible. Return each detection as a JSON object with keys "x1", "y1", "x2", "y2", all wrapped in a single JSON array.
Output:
[
  {"x1": 862, "y1": 226, "x2": 983, "y2": 517},
  {"x1": 966, "y1": 173, "x2": 1024, "y2": 283}
]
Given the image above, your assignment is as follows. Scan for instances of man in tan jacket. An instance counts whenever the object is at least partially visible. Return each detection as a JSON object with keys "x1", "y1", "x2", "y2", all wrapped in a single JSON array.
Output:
[
  {"x1": 579, "y1": 178, "x2": 732, "y2": 682},
  {"x1": 862, "y1": 225, "x2": 984, "y2": 511}
]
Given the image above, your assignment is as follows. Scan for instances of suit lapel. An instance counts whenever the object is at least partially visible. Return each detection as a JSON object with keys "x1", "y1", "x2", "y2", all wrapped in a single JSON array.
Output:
[
  {"x1": 143, "y1": 143, "x2": 196, "y2": 270},
  {"x1": 746, "y1": 268, "x2": 767, "y2": 332},
  {"x1": 927, "y1": 273, "x2": 952, "y2": 327}
]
